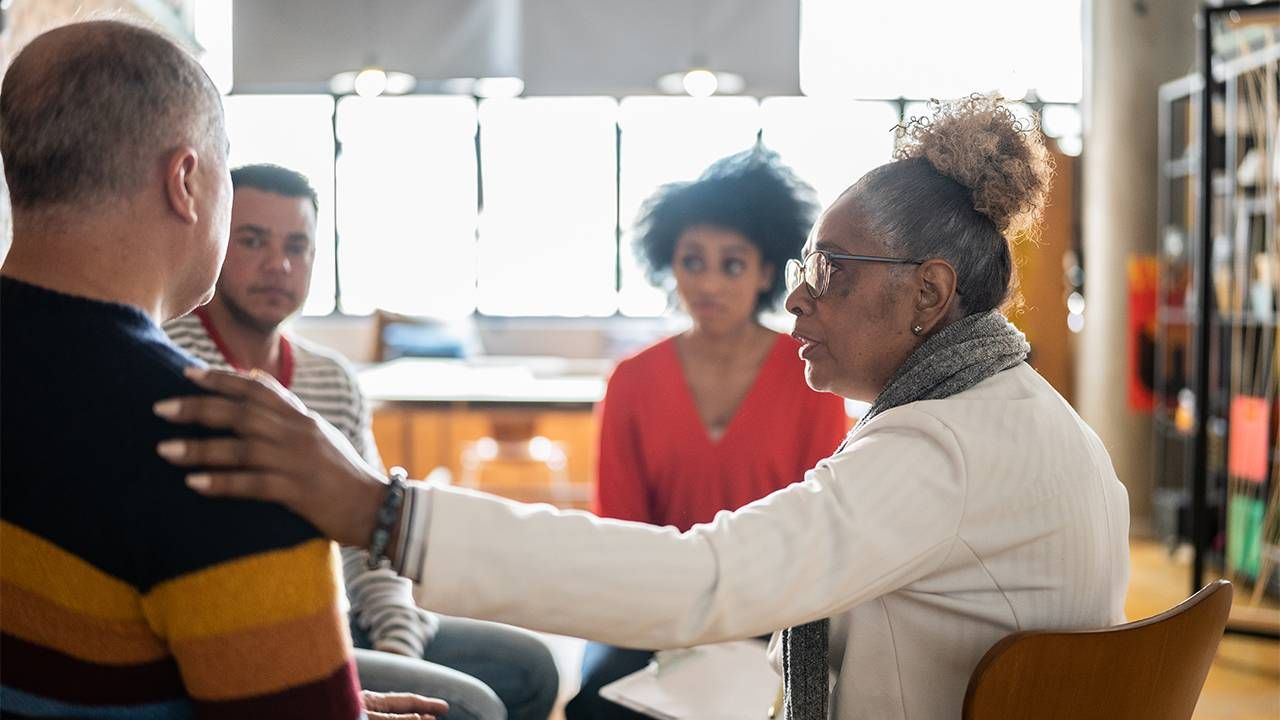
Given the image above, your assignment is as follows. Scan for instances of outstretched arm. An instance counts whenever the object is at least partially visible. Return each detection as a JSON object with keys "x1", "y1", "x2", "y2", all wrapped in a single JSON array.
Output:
[{"x1": 155, "y1": 366, "x2": 966, "y2": 651}]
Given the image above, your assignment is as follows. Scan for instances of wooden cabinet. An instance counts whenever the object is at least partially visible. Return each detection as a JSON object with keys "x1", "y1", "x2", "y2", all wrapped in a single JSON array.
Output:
[
  {"x1": 359, "y1": 357, "x2": 606, "y2": 510},
  {"x1": 371, "y1": 404, "x2": 598, "y2": 510}
]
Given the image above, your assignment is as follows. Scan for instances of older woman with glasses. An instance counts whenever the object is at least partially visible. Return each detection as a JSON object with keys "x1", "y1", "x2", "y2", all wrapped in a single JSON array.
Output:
[{"x1": 158, "y1": 96, "x2": 1130, "y2": 720}]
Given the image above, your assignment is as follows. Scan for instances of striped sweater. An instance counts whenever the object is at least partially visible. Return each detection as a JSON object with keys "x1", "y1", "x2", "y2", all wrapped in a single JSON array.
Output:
[
  {"x1": 164, "y1": 310, "x2": 436, "y2": 657},
  {"x1": 0, "y1": 277, "x2": 363, "y2": 718}
]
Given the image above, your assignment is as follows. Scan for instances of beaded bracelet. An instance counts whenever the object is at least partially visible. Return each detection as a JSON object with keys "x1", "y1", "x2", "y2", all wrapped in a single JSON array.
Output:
[{"x1": 366, "y1": 466, "x2": 407, "y2": 570}]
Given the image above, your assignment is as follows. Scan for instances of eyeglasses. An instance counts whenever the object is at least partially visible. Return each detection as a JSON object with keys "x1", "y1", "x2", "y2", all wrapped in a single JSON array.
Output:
[{"x1": 785, "y1": 250, "x2": 923, "y2": 299}]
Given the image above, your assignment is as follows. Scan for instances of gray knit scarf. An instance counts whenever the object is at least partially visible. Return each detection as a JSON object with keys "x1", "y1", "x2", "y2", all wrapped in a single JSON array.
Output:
[{"x1": 781, "y1": 310, "x2": 1030, "y2": 720}]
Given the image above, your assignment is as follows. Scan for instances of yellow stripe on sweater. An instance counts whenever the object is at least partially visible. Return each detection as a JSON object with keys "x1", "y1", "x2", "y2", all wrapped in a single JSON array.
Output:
[
  {"x1": 0, "y1": 521, "x2": 141, "y2": 620},
  {"x1": 141, "y1": 538, "x2": 339, "y2": 641},
  {"x1": 0, "y1": 580, "x2": 168, "y2": 664},
  {"x1": 173, "y1": 601, "x2": 353, "y2": 700}
]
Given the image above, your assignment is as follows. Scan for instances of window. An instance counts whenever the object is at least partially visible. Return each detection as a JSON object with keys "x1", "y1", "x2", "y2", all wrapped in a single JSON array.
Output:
[
  {"x1": 224, "y1": 94, "x2": 1073, "y2": 318},
  {"x1": 1041, "y1": 104, "x2": 1083, "y2": 156},
  {"x1": 336, "y1": 97, "x2": 478, "y2": 316},
  {"x1": 760, "y1": 98, "x2": 899, "y2": 209},
  {"x1": 617, "y1": 97, "x2": 762, "y2": 316},
  {"x1": 202, "y1": 0, "x2": 1081, "y2": 320},
  {"x1": 477, "y1": 98, "x2": 618, "y2": 316},
  {"x1": 223, "y1": 95, "x2": 336, "y2": 315}
]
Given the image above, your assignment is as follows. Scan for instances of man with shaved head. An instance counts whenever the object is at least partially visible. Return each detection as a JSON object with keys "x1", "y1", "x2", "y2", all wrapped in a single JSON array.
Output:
[{"x1": 0, "y1": 21, "x2": 444, "y2": 719}]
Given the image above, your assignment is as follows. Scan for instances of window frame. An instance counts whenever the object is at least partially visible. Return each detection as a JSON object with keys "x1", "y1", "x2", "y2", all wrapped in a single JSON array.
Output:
[{"x1": 225, "y1": 93, "x2": 1076, "y2": 320}]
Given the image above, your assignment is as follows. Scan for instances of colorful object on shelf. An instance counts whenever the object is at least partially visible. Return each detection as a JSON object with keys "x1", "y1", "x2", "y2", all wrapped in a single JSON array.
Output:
[
  {"x1": 1228, "y1": 395, "x2": 1271, "y2": 483},
  {"x1": 1251, "y1": 254, "x2": 1276, "y2": 321},
  {"x1": 1228, "y1": 493, "x2": 1265, "y2": 578},
  {"x1": 1174, "y1": 388, "x2": 1196, "y2": 433},
  {"x1": 1128, "y1": 256, "x2": 1158, "y2": 412}
]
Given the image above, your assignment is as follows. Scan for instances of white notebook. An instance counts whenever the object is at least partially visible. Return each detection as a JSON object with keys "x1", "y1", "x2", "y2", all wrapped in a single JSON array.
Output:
[{"x1": 598, "y1": 640, "x2": 781, "y2": 720}]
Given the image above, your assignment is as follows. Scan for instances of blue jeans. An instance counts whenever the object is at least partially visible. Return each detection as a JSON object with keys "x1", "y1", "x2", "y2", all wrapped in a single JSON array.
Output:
[
  {"x1": 353, "y1": 615, "x2": 559, "y2": 720},
  {"x1": 356, "y1": 647, "x2": 505, "y2": 720},
  {"x1": 563, "y1": 642, "x2": 653, "y2": 720}
]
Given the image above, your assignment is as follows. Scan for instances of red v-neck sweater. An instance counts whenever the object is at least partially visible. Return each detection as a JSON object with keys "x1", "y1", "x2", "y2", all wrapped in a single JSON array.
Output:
[{"x1": 595, "y1": 333, "x2": 849, "y2": 532}]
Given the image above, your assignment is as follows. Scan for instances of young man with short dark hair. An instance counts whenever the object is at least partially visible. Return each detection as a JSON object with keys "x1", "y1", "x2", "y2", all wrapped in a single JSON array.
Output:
[{"x1": 166, "y1": 163, "x2": 559, "y2": 720}]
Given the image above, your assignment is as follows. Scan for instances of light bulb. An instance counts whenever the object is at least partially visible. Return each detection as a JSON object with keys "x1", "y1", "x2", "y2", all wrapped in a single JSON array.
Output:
[
  {"x1": 682, "y1": 69, "x2": 718, "y2": 98},
  {"x1": 354, "y1": 68, "x2": 388, "y2": 98},
  {"x1": 473, "y1": 77, "x2": 525, "y2": 98}
]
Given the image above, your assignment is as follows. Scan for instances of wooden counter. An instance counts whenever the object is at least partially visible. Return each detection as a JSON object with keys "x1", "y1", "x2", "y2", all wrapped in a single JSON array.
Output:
[{"x1": 359, "y1": 358, "x2": 607, "y2": 509}]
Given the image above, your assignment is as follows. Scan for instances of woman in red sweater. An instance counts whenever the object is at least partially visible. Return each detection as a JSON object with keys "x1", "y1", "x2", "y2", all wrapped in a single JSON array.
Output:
[{"x1": 566, "y1": 149, "x2": 849, "y2": 719}]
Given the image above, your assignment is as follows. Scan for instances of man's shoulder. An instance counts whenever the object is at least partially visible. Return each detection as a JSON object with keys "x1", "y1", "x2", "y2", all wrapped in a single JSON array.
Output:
[
  {"x1": 162, "y1": 313, "x2": 208, "y2": 346},
  {"x1": 163, "y1": 313, "x2": 227, "y2": 367},
  {"x1": 130, "y1": 486, "x2": 326, "y2": 593},
  {"x1": 2, "y1": 327, "x2": 321, "y2": 593},
  {"x1": 287, "y1": 334, "x2": 363, "y2": 405},
  {"x1": 36, "y1": 309, "x2": 211, "y2": 408},
  {"x1": 288, "y1": 333, "x2": 357, "y2": 378},
  {"x1": 124, "y1": 328, "x2": 224, "y2": 409},
  {"x1": 162, "y1": 312, "x2": 205, "y2": 334}
]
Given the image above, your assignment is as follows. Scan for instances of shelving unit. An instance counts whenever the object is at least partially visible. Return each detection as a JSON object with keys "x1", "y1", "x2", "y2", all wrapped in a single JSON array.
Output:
[
  {"x1": 1172, "y1": 2, "x2": 1280, "y2": 639},
  {"x1": 1154, "y1": 72, "x2": 1202, "y2": 549}
]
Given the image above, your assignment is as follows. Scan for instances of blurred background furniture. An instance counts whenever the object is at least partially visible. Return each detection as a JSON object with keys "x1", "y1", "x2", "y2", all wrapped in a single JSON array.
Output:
[{"x1": 362, "y1": 357, "x2": 607, "y2": 509}]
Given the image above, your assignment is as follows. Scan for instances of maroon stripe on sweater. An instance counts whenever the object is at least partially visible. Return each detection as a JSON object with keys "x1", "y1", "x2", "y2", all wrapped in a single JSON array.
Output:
[
  {"x1": 194, "y1": 659, "x2": 362, "y2": 719},
  {"x1": 0, "y1": 632, "x2": 185, "y2": 705}
]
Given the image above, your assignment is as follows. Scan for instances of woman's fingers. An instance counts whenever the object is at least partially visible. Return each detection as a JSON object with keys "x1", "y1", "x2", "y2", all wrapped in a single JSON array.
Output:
[
  {"x1": 245, "y1": 367, "x2": 310, "y2": 414},
  {"x1": 185, "y1": 471, "x2": 294, "y2": 503},
  {"x1": 155, "y1": 366, "x2": 393, "y2": 548},
  {"x1": 362, "y1": 690, "x2": 449, "y2": 716},
  {"x1": 182, "y1": 366, "x2": 306, "y2": 415},
  {"x1": 157, "y1": 436, "x2": 282, "y2": 471},
  {"x1": 153, "y1": 396, "x2": 282, "y2": 438}
]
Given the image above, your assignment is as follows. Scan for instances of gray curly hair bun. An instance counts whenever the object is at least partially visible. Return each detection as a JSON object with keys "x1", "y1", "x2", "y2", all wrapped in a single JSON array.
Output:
[{"x1": 895, "y1": 94, "x2": 1053, "y2": 237}]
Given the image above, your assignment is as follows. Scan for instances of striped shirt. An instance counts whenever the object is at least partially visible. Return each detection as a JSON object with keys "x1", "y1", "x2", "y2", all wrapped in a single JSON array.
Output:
[
  {"x1": 165, "y1": 310, "x2": 436, "y2": 656},
  {"x1": 0, "y1": 277, "x2": 363, "y2": 718}
]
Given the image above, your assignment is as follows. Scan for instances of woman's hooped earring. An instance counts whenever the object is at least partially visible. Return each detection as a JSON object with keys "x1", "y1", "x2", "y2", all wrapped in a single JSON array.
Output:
[{"x1": 912, "y1": 325, "x2": 924, "y2": 336}]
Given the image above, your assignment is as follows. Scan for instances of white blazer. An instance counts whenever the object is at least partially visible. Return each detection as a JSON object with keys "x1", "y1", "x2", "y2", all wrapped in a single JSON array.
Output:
[{"x1": 407, "y1": 363, "x2": 1131, "y2": 720}]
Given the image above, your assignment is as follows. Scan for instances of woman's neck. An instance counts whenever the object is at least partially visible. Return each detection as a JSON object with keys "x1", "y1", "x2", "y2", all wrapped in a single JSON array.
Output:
[{"x1": 681, "y1": 320, "x2": 773, "y2": 366}]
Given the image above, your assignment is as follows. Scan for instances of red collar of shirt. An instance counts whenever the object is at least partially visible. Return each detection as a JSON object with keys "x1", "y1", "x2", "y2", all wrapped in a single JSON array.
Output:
[{"x1": 193, "y1": 306, "x2": 294, "y2": 389}]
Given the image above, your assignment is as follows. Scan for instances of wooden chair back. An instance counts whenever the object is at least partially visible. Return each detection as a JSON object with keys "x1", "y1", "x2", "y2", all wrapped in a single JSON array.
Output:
[{"x1": 962, "y1": 580, "x2": 1233, "y2": 720}]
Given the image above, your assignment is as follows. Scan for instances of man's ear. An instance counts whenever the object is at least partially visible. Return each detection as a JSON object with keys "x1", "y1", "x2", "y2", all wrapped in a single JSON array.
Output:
[
  {"x1": 164, "y1": 146, "x2": 200, "y2": 225},
  {"x1": 913, "y1": 258, "x2": 959, "y2": 332}
]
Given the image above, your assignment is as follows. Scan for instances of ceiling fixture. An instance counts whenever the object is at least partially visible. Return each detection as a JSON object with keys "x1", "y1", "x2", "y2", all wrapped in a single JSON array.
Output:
[
  {"x1": 657, "y1": 66, "x2": 745, "y2": 97},
  {"x1": 330, "y1": 67, "x2": 417, "y2": 97},
  {"x1": 354, "y1": 68, "x2": 388, "y2": 97},
  {"x1": 438, "y1": 76, "x2": 527, "y2": 98},
  {"x1": 655, "y1": 1, "x2": 745, "y2": 97},
  {"x1": 682, "y1": 69, "x2": 718, "y2": 97},
  {"x1": 328, "y1": 0, "x2": 415, "y2": 97},
  {"x1": 472, "y1": 76, "x2": 526, "y2": 98}
]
